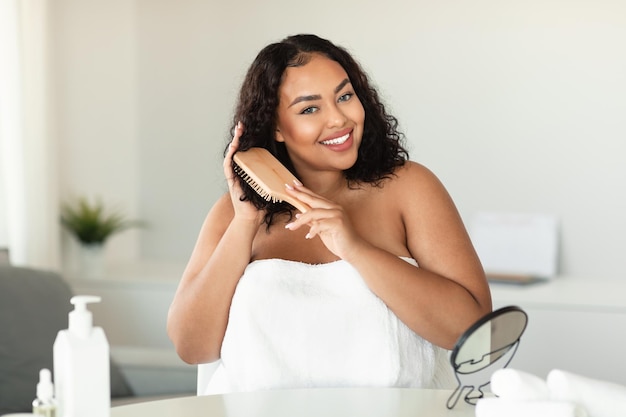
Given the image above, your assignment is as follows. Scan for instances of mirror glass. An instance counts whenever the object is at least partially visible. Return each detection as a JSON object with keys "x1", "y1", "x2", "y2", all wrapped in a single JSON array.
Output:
[{"x1": 446, "y1": 305, "x2": 528, "y2": 409}]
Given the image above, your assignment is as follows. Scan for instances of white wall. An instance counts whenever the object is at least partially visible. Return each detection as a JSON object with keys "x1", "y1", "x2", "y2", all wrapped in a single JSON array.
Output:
[
  {"x1": 52, "y1": 0, "x2": 140, "y2": 266},
  {"x1": 53, "y1": 0, "x2": 626, "y2": 280}
]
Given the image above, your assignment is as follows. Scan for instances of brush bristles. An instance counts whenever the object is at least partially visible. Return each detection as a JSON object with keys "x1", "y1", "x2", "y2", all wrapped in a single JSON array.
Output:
[{"x1": 234, "y1": 163, "x2": 283, "y2": 204}]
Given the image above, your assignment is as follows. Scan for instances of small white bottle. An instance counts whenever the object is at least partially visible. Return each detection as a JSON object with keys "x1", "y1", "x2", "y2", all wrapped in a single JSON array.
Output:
[
  {"x1": 32, "y1": 368, "x2": 56, "y2": 417},
  {"x1": 53, "y1": 295, "x2": 110, "y2": 417}
]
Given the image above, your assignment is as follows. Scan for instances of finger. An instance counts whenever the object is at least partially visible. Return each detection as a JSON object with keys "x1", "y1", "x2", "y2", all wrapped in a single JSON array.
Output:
[
  {"x1": 224, "y1": 122, "x2": 243, "y2": 177},
  {"x1": 285, "y1": 208, "x2": 338, "y2": 231},
  {"x1": 229, "y1": 122, "x2": 243, "y2": 156},
  {"x1": 285, "y1": 213, "x2": 317, "y2": 231},
  {"x1": 304, "y1": 223, "x2": 320, "y2": 240}
]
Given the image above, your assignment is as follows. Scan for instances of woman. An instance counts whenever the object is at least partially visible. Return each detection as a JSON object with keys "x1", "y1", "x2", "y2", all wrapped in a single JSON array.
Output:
[{"x1": 167, "y1": 34, "x2": 491, "y2": 394}]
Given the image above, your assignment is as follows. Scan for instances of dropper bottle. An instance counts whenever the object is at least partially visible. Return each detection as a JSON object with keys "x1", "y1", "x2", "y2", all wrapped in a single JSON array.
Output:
[{"x1": 32, "y1": 368, "x2": 57, "y2": 417}]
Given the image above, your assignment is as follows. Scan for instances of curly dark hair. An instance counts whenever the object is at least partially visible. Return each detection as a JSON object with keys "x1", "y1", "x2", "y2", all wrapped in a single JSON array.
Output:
[{"x1": 228, "y1": 34, "x2": 409, "y2": 226}]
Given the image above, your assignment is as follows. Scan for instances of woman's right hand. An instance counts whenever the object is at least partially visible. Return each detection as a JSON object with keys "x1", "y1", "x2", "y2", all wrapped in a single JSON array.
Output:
[{"x1": 224, "y1": 122, "x2": 265, "y2": 223}]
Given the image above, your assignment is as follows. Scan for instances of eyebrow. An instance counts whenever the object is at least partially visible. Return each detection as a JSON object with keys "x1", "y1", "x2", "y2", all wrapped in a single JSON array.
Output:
[{"x1": 288, "y1": 78, "x2": 352, "y2": 108}]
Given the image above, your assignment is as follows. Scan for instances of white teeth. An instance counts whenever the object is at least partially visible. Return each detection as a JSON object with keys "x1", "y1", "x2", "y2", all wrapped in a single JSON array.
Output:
[{"x1": 321, "y1": 133, "x2": 349, "y2": 145}]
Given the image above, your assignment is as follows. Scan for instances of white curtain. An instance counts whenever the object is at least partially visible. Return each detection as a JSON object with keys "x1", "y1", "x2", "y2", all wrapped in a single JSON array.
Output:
[{"x1": 0, "y1": 0, "x2": 59, "y2": 269}]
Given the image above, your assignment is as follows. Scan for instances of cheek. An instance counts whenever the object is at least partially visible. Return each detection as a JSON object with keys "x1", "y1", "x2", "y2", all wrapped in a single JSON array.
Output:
[
  {"x1": 358, "y1": 107, "x2": 365, "y2": 125},
  {"x1": 278, "y1": 117, "x2": 320, "y2": 143},
  {"x1": 350, "y1": 96, "x2": 365, "y2": 119},
  {"x1": 351, "y1": 101, "x2": 366, "y2": 128}
]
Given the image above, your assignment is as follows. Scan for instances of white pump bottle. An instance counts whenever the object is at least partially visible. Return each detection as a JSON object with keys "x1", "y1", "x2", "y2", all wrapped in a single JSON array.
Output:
[{"x1": 53, "y1": 295, "x2": 110, "y2": 417}]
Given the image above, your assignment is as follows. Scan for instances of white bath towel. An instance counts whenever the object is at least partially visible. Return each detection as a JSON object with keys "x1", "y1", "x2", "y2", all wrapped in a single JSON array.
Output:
[
  {"x1": 476, "y1": 398, "x2": 588, "y2": 417},
  {"x1": 202, "y1": 257, "x2": 454, "y2": 395},
  {"x1": 547, "y1": 369, "x2": 626, "y2": 417},
  {"x1": 491, "y1": 368, "x2": 551, "y2": 400}
]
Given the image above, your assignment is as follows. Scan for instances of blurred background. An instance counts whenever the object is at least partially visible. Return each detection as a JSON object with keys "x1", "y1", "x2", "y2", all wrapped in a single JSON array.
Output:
[{"x1": 1, "y1": 0, "x2": 625, "y2": 278}]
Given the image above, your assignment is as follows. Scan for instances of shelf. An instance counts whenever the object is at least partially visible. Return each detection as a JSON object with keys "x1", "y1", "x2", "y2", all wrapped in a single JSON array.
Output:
[
  {"x1": 64, "y1": 260, "x2": 185, "y2": 290},
  {"x1": 490, "y1": 277, "x2": 626, "y2": 313}
]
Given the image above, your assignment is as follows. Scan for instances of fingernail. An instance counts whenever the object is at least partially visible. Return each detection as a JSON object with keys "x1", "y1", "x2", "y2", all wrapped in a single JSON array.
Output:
[
  {"x1": 295, "y1": 213, "x2": 301, "y2": 219},
  {"x1": 293, "y1": 178, "x2": 303, "y2": 186},
  {"x1": 305, "y1": 233, "x2": 313, "y2": 239},
  {"x1": 285, "y1": 183, "x2": 294, "y2": 190},
  {"x1": 285, "y1": 223, "x2": 293, "y2": 229}
]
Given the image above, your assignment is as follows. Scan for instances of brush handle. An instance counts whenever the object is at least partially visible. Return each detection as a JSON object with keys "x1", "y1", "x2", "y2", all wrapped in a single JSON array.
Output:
[{"x1": 281, "y1": 193, "x2": 311, "y2": 214}]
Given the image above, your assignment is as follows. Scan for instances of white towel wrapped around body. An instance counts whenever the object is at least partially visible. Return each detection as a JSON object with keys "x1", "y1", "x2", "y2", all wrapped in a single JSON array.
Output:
[
  {"x1": 491, "y1": 368, "x2": 551, "y2": 400},
  {"x1": 547, "y1": 369, "x2": 626, "y2": 417},
  {"x1": 476, "y1": 398, "x2": 588, "y2": 417},
  {"x1": 202, "y1": 257, "x2": 454, "y2": 395}
]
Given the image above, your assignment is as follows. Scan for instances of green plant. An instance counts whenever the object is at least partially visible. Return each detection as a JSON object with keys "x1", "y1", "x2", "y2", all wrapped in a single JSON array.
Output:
[{"x1": 60, "y1": 197, "x2": 142, "y2": 245}]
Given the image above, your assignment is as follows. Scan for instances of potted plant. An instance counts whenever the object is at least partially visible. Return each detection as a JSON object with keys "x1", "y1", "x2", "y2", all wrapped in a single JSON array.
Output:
[{"x1": 60, "y1": 197, "x2": 143, "y2": 278}]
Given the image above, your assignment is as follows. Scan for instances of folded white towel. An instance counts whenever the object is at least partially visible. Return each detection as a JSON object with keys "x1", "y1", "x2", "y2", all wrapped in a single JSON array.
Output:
[
  {"x1": 547, "y1": 369, "x2": 626, "y2": 417},
  {"x1": 491, "y1": 368, "x2": 551, "y2": 400},
  {"x1": 476, "y1": 398, "x2": 588, "y2": 417}
]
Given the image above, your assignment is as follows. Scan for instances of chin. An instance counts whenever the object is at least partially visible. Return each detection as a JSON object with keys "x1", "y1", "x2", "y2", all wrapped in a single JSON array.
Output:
[{"x1": 340, "y1": 152, "x2": 360, "y2": 171}]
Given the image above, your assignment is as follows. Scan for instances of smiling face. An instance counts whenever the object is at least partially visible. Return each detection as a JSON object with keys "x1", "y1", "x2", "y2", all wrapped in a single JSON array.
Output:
[{"x1": 275, "y1": 53, "x2": 365, "y2": 178}]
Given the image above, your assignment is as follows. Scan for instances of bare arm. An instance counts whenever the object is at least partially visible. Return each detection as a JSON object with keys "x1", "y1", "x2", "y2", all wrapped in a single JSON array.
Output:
[
  {"x1": 166, "y1": 200, "x2": 259, "y2": 363},
  {"x1": 349, "y1": 163, "x2": 491, "y2": 349},
  {"x1": 285, "y1": 162, "x2": 491, "y2": 349},
  {"x1": 167, "y1": 123, "x2": 264, "y2": 364}
]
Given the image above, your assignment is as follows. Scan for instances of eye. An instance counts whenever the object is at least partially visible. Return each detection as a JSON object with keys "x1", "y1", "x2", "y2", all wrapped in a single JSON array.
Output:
[
  {"x1": 338, "y1": 92, "x2": 353, "y2": 102},
  {"x1": 300, "y1": 106, "x2": 318, "y2": 115}
]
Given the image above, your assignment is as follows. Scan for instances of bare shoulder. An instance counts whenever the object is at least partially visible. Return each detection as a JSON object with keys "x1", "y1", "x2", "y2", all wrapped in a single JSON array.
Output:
[
  {"x1": 386, "y1": 162, "x2": 490, "y2": 314},
  {"x1": 210, "y1": 192, "x2": 235, "y2": 218},
  {"x1": 182, "y1": 193, "x2": 234, "y2": 278},
  {"x1": 386, "y1": 161, "x2": 466, "y2": 244},
  {"x1": 392, "y1": 160, "x2": 441, "y2": 183},
  {"x1": 387, "y1": 161, "x2": 452, "y2": 205},
  {"x1": 191, "y1": 192, "x2": 236, "y2": 254},
  {"x1": 204, "y1": 193, "x2": 235, "y2": 234}
]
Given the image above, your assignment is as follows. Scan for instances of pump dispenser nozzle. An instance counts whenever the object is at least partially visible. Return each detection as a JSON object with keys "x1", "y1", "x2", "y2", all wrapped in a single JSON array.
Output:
[
  {"x1": 33, "y1": 368, "x2": 56, "y2": 416},
  {"x1": 36, "y1": 368, "x2": 54, "y2": 402},
  {"x1": 69, "y1": 295, "x2": 101, "y2": 339}
]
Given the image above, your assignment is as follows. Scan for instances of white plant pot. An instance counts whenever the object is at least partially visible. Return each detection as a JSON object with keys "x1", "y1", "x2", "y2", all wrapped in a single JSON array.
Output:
[{"x1": 79, "y1": 243, "x2": 105, "y2": 279}]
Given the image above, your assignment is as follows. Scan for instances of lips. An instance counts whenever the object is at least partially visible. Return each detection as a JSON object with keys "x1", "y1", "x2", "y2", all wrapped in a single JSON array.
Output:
[
  {"x1": 320, "y1": 127, "x2": 353, "y2": 145},
  {"x1": 320, "y1": 132, "x2": 350, "y2": 146}
]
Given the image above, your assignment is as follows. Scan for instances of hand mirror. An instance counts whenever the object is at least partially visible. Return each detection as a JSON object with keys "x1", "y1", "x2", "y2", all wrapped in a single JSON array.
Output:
[{"x1": 446, "y1": 305, "x2": 528, "y2": 409}]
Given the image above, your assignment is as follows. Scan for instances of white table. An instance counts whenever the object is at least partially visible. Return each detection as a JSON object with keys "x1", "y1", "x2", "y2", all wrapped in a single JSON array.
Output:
[{"x1": 110, "y1": 388, "x2": 475, "y2": 417}]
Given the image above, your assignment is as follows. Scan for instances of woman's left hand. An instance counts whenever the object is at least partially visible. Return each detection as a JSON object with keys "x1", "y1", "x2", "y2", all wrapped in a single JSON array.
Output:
[{"x1": 284, "y1": 182, "x2": 365, "y2": 261}]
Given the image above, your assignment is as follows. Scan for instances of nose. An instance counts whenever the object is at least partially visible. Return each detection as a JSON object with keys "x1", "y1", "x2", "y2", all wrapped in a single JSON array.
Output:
[{"x1": 326, "y1": 102, "x2": 348, "y2": 128}]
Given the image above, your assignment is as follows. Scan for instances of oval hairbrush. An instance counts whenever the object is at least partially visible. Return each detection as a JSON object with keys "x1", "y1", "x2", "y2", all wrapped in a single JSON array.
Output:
[{"x1": 233, "y1": 147, "x2": 310, "y2": 213}]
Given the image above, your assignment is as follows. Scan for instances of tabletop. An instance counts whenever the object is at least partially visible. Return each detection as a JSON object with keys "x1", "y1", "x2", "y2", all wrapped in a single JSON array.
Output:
[{"x1": 110, "y1": 388, "x2": 475, "y2": 417}]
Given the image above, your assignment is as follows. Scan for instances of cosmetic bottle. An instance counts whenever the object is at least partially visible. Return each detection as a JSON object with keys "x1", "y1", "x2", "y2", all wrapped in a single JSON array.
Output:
[
  {"x1": 32, "y1": 368, "x2": 56, "y2": 417},
  {"x1": 53, "y1": 295, "x2": 110, "y2": 417}
]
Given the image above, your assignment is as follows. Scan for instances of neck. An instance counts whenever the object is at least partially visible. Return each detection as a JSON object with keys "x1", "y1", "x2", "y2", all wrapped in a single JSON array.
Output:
[{"x1": 299, "y1": 170, "x2": 348, "y2": 199}]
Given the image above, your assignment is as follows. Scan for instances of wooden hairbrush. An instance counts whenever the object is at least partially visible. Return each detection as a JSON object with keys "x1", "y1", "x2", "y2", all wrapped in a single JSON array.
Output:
[{"x1": 233, "y1": 147, "x2": 310, "y2": 213}]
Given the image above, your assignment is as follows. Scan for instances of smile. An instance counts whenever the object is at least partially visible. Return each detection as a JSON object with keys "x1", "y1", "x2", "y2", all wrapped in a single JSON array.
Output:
[{"x1": 320, "y1": 133, "x2": 350, "y2": 146}]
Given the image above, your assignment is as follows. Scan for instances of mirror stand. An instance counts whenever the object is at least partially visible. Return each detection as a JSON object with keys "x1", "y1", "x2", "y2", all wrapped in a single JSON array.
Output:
[
  {"x1": 445, "y1": 305, "x2": 528, "y2": 409},
  {"x1": 446, "y1": 339, "x2": 521, "y2": 408}
]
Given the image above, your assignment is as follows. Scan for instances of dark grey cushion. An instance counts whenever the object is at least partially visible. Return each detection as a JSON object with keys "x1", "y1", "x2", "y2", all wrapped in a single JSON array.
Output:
[{"x1": 0, "y1": 265, "x2": 133, "y2": 414}]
